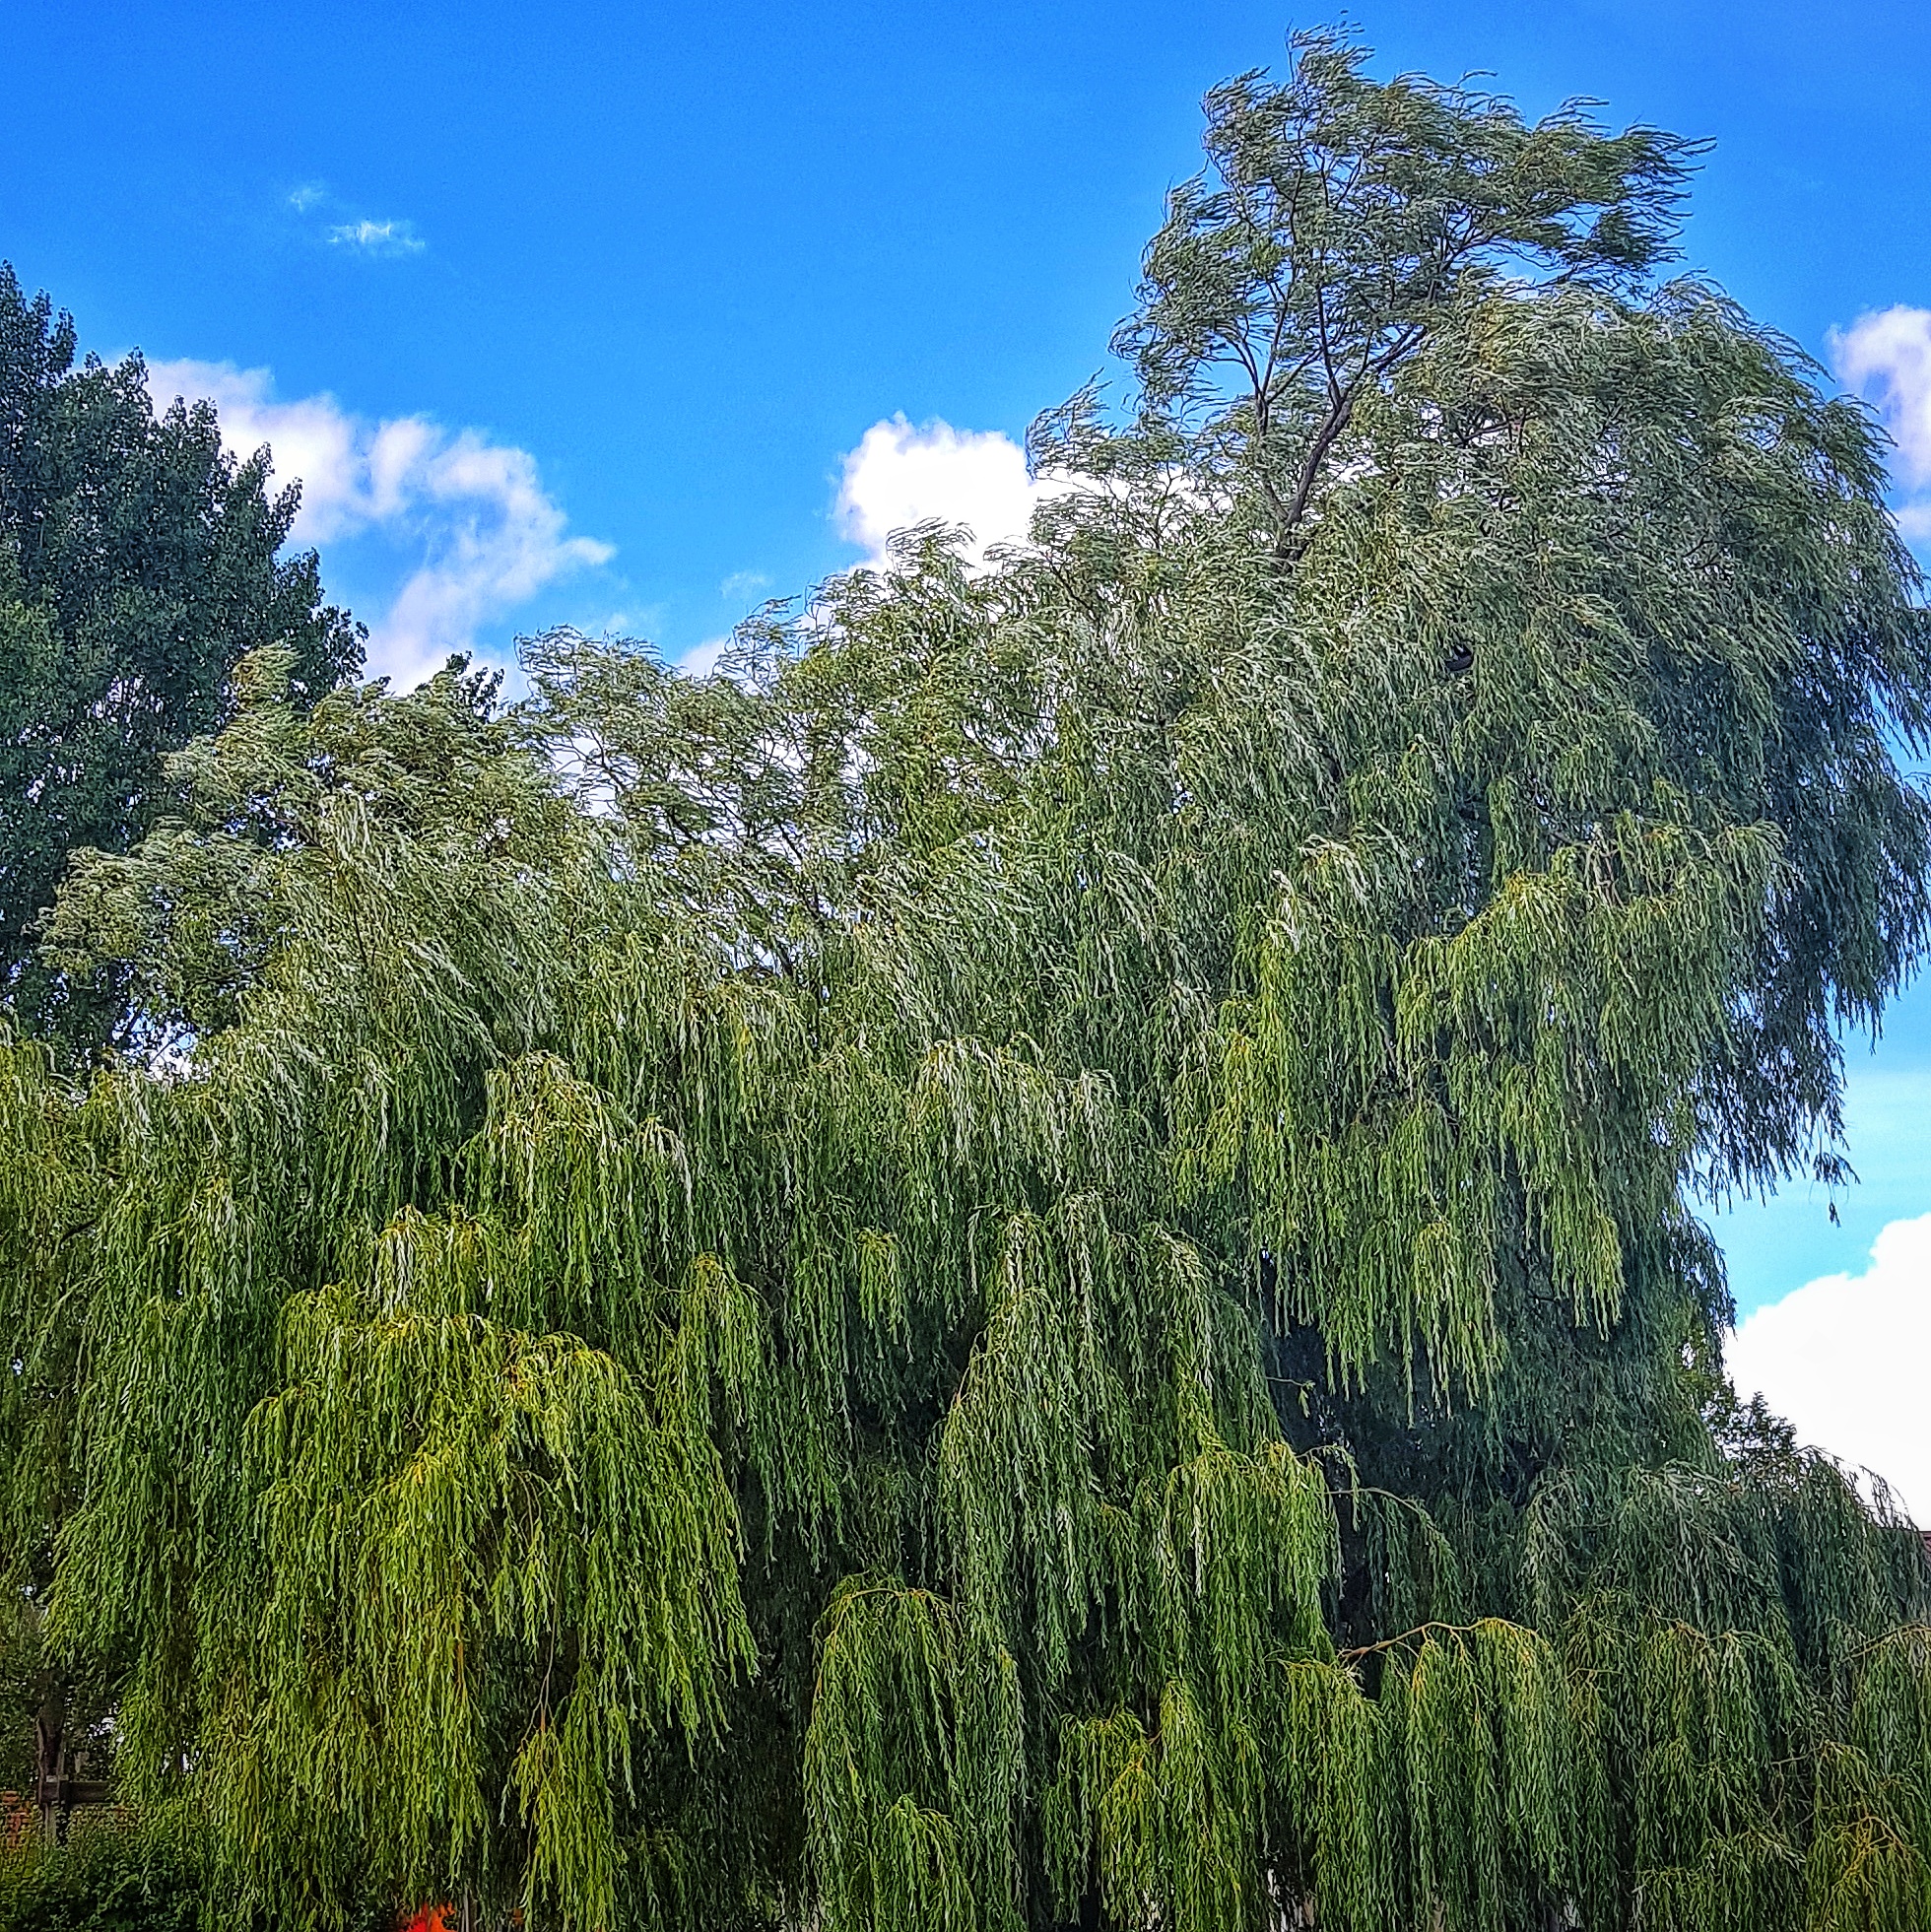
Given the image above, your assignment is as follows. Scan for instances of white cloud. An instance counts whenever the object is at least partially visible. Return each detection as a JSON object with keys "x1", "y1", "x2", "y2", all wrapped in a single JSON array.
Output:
[
  {"x1": 676, "y1": 636, "x2": 733, "y2": 678},
  {"x1": 1830, "y1": 306, "x2": 1931, "y2": 545},
  {"x1": 327, "y1": 218, "x2": 425, "y2": 257},
  {"x1": 720, "y1": 568, "x2": 771, "y2": 601},
  {"x1": 1832, "y1": 307, "x2": 1931, "y2": 484},
  {"x1": 835, "y1": 414, "x2": 1072, "y2": 570},
  {"x1": 147, "y1": 359, "x2": 613, "y2": 689},
  {"x1": 279, "y1": 182, "x2": 423, "y2": 256},
  {"x1": 1727, "y1": 1213, "x2": 1931, "y2": 1521}
]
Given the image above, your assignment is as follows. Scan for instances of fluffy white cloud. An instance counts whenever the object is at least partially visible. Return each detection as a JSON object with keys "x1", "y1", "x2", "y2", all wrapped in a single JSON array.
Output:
[
  {"x1": 676, "y1": 636, "x2": 733, "y2": 678},
  {"x1": 835, "y1": 414, "x2": 1071, "y2": 570},
  {"x1": 1727, "y1": 1213, "x2": 1931, "y2": 1522},
  {"x1": 146, "y1": 360, "x2": 613, "y2": 689},
  {"x1": 1831, "y1": 306, "x2": 1931, "y2": 549},
  {"x1": 1831, "y1": 306, "x2": 1931, "y2": 486}
]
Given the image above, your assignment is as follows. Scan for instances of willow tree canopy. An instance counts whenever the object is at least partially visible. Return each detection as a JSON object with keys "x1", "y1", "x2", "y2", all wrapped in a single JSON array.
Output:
[{"x1": 6, "y1": 29, "x2": 1931, "y2": 1932}]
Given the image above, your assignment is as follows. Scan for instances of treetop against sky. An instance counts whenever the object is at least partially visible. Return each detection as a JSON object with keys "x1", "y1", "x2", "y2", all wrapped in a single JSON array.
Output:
[
  {"x1": 7, "y1": 23, "x2": 1931, "y2": 1932},
  {"x1": 3, "y1": 2, "x2": 1930, "y2": 1538}
]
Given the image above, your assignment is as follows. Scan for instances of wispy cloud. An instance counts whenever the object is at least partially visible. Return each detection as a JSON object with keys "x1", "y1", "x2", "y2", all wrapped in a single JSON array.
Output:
[
  {"x1": 1728, "y1": 1212, "x2": 1931, "y2": 1521},
  {"x1": 720, "y1": 568, "x2": 771, "y2": 601},
  {"x1": 835, "y1": 414, "x2": 1073, "y2": 571},
  {"x1": 146, "y1": 359, "x2": 613, "y2": 689},
  {"x1": 326, "y1": 217, "x2": 426, "y2": 257},
  {"x1": 1830, "y1": 305, "x2": 1931, "y2": 541},
  {"x1": 282, "y1": 180, "x2": 427, "y2": 258}
]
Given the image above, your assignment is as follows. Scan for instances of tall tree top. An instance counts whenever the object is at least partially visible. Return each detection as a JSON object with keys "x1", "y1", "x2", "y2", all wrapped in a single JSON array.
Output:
[
  {"x1": 1112, "y1": 29, "x2": 1699, "y2": 553},
  {"x1": 0, "y1": 264, "x2": 362, "y2": 1048}
]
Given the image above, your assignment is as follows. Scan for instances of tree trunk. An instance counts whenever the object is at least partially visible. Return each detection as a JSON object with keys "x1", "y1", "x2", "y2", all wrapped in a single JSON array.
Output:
[{"x1": 33, "y1": 1676, "x2": 67, "y2": 1842}]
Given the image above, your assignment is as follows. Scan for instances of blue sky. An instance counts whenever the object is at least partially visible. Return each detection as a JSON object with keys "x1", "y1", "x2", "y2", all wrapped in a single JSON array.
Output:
[
  {"x1": 8, "y1": 0, "x2": 1929, "y2": 669},
  {"x1": 5, "y1": 0, "x2": 1930, "y2": 1492}
]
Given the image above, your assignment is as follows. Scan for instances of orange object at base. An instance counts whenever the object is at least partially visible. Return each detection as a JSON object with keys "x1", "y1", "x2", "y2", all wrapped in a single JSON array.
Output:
[{"x1": 401, "y1": 1907, "x2": 455, "y2": 1932}]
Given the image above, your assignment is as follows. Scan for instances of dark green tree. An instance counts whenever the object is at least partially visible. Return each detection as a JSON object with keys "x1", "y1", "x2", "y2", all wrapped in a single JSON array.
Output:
[
  {"x1": 0, "y1": 265, "x2": 362, "y2": 1047},
  {"x1": 7, "y1": 31, "x2": 1931, "y2": 1932}
]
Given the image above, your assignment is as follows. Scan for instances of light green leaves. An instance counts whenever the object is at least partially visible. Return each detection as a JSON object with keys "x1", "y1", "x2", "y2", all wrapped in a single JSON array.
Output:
[{"x1": 7, "y1": 23, "x2": 1931, "y2": 1932}]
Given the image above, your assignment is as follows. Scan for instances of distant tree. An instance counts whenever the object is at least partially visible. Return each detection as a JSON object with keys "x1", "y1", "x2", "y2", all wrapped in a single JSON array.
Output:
[
  {"x1": 7, "y1": 30, "x2": 1931, "y2": 1932},
  {"x1": 0, "y1": 265, "x2": 361, "y2": 1046}
]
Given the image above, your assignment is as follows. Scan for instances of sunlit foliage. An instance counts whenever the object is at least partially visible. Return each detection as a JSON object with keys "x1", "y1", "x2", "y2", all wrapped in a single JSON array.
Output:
[{"x1": 6, "y1": 29, "x2": 1931, "y2": 1932}]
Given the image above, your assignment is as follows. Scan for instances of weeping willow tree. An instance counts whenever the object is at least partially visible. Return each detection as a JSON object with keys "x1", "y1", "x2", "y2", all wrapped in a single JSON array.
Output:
[{"x1": 6, "y1": 28, "x2": 1931, "y2": 1932}]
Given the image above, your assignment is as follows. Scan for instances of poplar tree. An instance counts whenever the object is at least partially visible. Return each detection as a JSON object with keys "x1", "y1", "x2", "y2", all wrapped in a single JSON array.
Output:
[
  {"x1": 0, "y1": 265, "x2": 362, "y2": 1048},
  {"x1": 7, "y1": 31, "x2": 1931, "y2": 1932}
]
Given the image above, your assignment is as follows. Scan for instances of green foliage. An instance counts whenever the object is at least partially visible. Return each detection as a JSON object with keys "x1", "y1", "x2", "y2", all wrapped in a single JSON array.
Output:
[
  {"x1": 0, "y1": 266, "x2": 361, "y2": 1048},
  {"x1": 1115, "y1": 28, "x2": 1697, "y2": 555},
  {"x1": 0, "y1": 1815, "x2": 204, "y2": 1932},
  {"x1": 5, "y1": 26, "x2": 1931, "y2": 1932},
  {"x1": 0, "y1": 1808, "x2": 398, "y2": 1932}
]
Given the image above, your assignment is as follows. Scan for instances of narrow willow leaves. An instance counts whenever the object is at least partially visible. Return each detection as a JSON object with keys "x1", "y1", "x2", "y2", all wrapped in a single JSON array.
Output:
[{"x1": 6, "y1": 25, "x2": 1931, "y2": 1932}]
